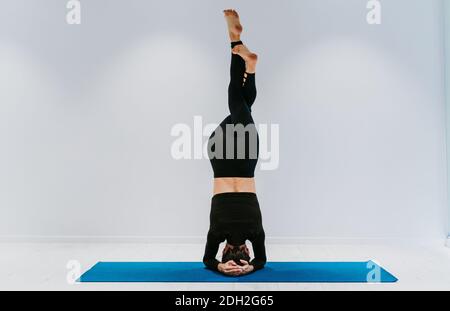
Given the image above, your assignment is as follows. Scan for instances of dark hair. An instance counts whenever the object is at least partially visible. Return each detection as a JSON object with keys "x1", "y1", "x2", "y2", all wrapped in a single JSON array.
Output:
[{"x1": 222, "y1": 245, "x2": 251, "y2": 266}]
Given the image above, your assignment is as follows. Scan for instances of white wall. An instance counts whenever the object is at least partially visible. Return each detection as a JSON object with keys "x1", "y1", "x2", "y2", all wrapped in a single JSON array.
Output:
[{"x1": 0, "y1": 0, "x2": 447, "y2": 240}]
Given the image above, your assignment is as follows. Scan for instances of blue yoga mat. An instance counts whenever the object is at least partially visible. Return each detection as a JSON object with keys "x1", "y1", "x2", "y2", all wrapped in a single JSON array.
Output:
[{"x1": 78, "y1": 261, "x2": 397, "y2": 283}]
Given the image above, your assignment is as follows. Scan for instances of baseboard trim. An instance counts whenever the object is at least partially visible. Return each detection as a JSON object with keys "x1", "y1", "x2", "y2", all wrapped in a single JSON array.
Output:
[{"x1": 0, "y1": 235, "x2": 447, "y2": 246}]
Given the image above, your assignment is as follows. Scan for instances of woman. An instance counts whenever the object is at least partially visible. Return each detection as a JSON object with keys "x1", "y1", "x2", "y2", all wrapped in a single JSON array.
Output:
[{"x1": 203, "y1": 9, "x2": 266, "y2": 276}]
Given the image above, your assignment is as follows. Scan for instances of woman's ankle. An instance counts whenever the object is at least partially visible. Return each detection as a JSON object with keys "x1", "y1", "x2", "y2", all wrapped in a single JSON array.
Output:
[
  {"x1": 231, "y1": 40, "x2": 243, "y2": 49},
  {"x1": 230, "y1": 33, "x2": 241, "y2": 42}
]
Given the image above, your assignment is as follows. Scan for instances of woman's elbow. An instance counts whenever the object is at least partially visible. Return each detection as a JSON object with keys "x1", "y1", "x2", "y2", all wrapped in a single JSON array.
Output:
[{"x1": 202, "y1": 257, "x2": 209, "y2": 267}]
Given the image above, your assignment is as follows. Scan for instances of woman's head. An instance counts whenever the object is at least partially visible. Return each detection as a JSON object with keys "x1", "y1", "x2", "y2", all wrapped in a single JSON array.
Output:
[{"x1": 222, "y1": 243, "x2": 250, "y2": 266}]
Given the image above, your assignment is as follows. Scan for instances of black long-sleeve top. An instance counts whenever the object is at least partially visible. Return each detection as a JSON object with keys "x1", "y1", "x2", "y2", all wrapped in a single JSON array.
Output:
[{"x1": 203, "y1": 193, "x2": 266, "y2": 272}]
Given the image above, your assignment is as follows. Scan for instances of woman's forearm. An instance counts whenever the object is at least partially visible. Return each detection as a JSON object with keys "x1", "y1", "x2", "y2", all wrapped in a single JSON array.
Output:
[
  {"x1": 203, "y1": 257, "x2": 221, "y2": 271},
  {"x1": 250, "y1": 258, "x2": 266, "y2": 271}
]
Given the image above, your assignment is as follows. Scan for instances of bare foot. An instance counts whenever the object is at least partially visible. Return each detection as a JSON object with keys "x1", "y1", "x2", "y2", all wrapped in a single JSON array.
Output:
[
  {"x1": 232, "y1": 44, "x2": 258, "y2": 73},
  {"x1": 223, "y1": 9, "x2": 243, "y2": 41}
]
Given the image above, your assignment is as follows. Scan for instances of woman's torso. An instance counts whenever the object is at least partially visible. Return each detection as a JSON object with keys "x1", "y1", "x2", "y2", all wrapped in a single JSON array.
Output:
[
  {"x1": 213, "y1": 177, "x2": 256, "y2": 195},
  {"x1": 210, "y1": 191, "x2": 262, "y2": 244}
]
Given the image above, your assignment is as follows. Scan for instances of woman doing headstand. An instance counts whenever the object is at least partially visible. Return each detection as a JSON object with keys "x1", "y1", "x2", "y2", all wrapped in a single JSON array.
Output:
[{"x1": 203, "y1": 9, "x2": 266, "y2": 277}]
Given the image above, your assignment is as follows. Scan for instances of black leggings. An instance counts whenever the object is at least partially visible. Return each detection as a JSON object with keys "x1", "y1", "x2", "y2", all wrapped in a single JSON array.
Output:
[
  {"x1": 227, "y1": 40, "x2": 257, "y2": 125},
  {"x1": 208, "y1": 41, "x2": 259, "y2": 178}
]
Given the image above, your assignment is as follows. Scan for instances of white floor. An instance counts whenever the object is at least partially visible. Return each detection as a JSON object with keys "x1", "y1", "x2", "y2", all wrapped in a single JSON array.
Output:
[{"x1": 0, "y1": 241, "x2": 449, "y2": 291}]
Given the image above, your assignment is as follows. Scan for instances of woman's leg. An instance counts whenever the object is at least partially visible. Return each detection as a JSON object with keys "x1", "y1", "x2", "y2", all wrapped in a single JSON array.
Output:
[
  {"x1": 224, "y1": 10, "x2": 257, "y2": 113},
  {"x1": 228, "y1": 41, "x2": 253, "y2": 125},
  {"x1": 242, "y1": 72, "x2": 257, "y2": 111},
  {"x1": 223, "y1": 10, "x2": 258, "y2": 161},
  {"x1": 230, "y1": 41, "x2": 257, "y2": 111},
  {"x1": 231, "y1": 43, "x2": 258, "y2": 111}
]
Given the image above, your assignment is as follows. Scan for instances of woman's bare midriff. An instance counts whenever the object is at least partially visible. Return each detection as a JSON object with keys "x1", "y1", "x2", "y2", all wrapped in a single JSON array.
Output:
[{"x1": 213, "y1": 177, "x2": 256, "y2": 195}]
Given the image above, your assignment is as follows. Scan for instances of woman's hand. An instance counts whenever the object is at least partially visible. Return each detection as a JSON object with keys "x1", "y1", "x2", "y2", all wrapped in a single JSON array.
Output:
[
  {"x1": 238, "y1": 260, "x2": 254, "y2": 275},
  {"x1": 218, "y1": 261, "x2": 244, "y2": 276}
]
